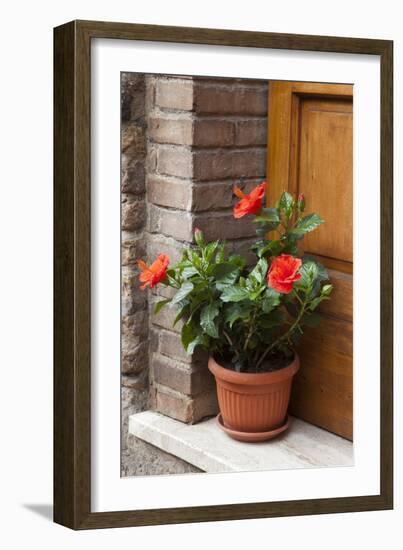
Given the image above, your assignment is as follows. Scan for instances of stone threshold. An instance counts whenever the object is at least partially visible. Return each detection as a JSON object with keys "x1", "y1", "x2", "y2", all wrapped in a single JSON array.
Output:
[{"x1": 129, "y1": 411, "x2": 354, "y2": 474}]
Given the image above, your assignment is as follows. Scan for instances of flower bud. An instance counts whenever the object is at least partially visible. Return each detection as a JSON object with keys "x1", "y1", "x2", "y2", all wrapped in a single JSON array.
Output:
[
  {"x1": 194, "y1": 227, "x2": 204, "y2": 246},
  {"x1": 298, "y1": 193, "x2": 305, "y2": 212}
]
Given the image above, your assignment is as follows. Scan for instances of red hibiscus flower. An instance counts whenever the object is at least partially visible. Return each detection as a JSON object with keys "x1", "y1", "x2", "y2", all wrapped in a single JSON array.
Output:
[
  {"x1": 267, "y1": 254, "x2": 302, "y2": 294},
  {"x1": 233, "y1": 182, "x2": 267, "y2": 218},
  {"x1": 138, "y1": 254, "x2": 170, "y2": 290}
]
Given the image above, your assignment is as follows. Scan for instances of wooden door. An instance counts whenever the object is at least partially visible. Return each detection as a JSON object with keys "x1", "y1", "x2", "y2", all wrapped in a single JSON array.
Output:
[{"x1": 267, "y1": 81, "x2": 353, "y2": 440}]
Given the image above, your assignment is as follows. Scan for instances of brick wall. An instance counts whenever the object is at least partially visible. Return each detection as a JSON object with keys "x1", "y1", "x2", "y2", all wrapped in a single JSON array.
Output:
[{"x1": 146, "y1": 75, "x2": 268, "y2": 423}]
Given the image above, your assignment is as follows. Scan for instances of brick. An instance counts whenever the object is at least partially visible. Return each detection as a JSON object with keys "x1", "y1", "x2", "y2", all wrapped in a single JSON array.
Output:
[
  {"x1": 151, "y1": 300, "x2": 183, "y2": 333},
  {"x1": 157, "y1": 145, "x2": 193, "y2": 178},
  {"x1": 191, "y1": 179, "x2": 261, "y2": 212},
  {"x1": 121, "y1": 195, "x2": 146, "y2": 230},
  {"x1": 122, "y1": 340, "x2": 149, "y2": 374},
  {"x1": 148, "y1": 115, "x2": 193, "y2": 145},
  {"x1": 149, "y1": 205, "x2": 193, "y2": 242},
  {"x1": 147, "y1": 176, "x2": 192, "y2": 210},
  {"x1": 145, "y1": 75, "x2": 156, "y2": 111},
  {"x1": 192, "y1": 390, "x2": 219, "y2": 421},
  {"x1": 155, "y1": 385, "x2": 218, "y2": 423},
  {"x1": 193, "y1": 148, "x2": 266, "y2": 181},
  {"x1": 121, "y1": 233, "x2": 146, "y2": 266},
  {"x1": 226, "y1": 238, "x2": 257, "y2": 266},
  {"x1": 155, "y1": 79, "x2": 194, "y2": 111},
  {"x1": 194, "y1": 84, "x2": 267, "y2": 115},
  {"x1": 146, "y1": 144, "x2": 157, "y2": 172},
  {"x1": 193, "y1": 118, "x2": 234, "y2": 147},
  {"x1": 158, "y1": 329, "x2": 208, "y2": 365},
  {"x1": 157, "y1": 329, "x2": 192, "y2": 363},
  {"x1": 152, "y1": 353, "x2": 214, "y2": 395},
  {"x1": 152, "y1": 284, "x2": 177, "y2": 300},
  {"x1": 155, "y1": 385, "x2": 193, "y2": 423},
  {"x1": 235, "y1": 118, "x2": 267, "y2": 146},
  {"x1": 194, "y1": 212, "x2": 256, "y2": 241},
  {"x1": 147, "y1": 234, "x2": 186, "y2": 264}
]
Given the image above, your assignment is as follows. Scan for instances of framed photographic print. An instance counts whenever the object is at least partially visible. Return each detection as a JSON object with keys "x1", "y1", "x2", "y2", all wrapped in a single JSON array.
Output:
[{"x1": 54, "y1": 20, "x2": 393, "y2": 529}]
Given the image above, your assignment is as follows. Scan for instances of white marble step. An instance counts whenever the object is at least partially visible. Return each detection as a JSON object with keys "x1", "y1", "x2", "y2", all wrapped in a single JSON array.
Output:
[{"x1": 129, "y1": 411, "x2": 354, "y2": 474}]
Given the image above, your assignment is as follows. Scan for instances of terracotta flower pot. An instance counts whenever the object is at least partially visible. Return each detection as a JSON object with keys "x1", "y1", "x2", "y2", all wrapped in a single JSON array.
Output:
[{"x1": 208, "y1": 354, "x2": 300, "y2": 442}]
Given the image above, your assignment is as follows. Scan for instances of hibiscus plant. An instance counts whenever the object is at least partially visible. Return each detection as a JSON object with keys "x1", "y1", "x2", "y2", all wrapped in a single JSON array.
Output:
[{"x1": 138, "y1": 182, "x2": 333, "y2": 373}]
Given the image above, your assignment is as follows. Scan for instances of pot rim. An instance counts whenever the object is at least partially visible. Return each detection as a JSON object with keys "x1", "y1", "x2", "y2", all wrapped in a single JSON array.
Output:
[{"x1": 208, "y1": 352, "x2": 300, "y2": 385}]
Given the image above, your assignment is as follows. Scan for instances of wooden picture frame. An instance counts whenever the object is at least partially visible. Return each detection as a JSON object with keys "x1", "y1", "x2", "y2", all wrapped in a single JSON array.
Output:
[{"x1": 54, "y1": 20, "x2": 393, "y2": 529}]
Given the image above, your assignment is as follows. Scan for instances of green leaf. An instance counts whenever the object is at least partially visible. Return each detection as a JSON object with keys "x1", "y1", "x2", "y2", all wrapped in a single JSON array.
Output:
[
  {"x1": 181, "y1": 322, "x2": 195, "y2": 350},
  {"x1": 180, "y1": 323, "x2": 202, "y2": 354},
  {"x1": 171, "y1": 282, "x2": 194, "y2": 305},
  {"x1": 181, "y1": 266, "x2": 199, "y2": 279},
  {"x1": 215, "y1": 244, "x2": 225, "y2": 264},
  {"x1": 187, "y1": 338, "x2": 202, "y2": 355},
  {"x1": 281, "y1": 240, "x2": 300, "y2": 254},
  {"x1": 224, "y1": 303, "x2": 253, "y2": 328},
  {"x1": 278, "y1": 191, "x2": 294, "y2": 218},
  {"x1": 295, "y1": 261, "x2": 319, "y2": 290},
  {"x1": 254, "y1": 239, "x2": 284, "y2": 258},
  {"x1": 211, "y1": 262, "x2": 239, "y2": 280},
  {"x1": 301, "y1": 255, "x2": 329, "y2": 282},
  {"x1": 154, "y1": 299, "x2": 171, "y2": 314},
  {"x1": 321, "y1": 283, "x2": 333, "y2": 296},
  {"x1": 190, "y1": 252, "x2": 203, "y2": 272},
  {"x1": 212, "y1": 262, "x2": 240, "y2": 291},
  {"x1": 254, "y1": 207, "x2": 280, "y2": 224},
  {"x1": 291, "y1": 214, "x2": 324, "y2": 236},
  {"x1": 308, "y1": 284, "x2": 333, "y2": 311},
  {"x1": 204, "y1": 241, "x2": 219, "y2": 261},
  {"x1": 248, "y1": 257, "x2": 268, "y2": 285},
  {"x1": 249, "y1": 287, "x2": 266, "y2": 300},
  {"x1": 220, "y1": 286, "x2": 250, "y2": 303},
  {"x1": 228, "y1": 254, "x2": 246, "y2": 270},
  {"x1": 173, "y1": 304, "x2": 189, "y2": 326},
  {"x1": 262, "y1": 288, "x2": 281, "y2": 313},
  {"x1": 200, "y1": 303, "x2": 220, "y2": 338}
]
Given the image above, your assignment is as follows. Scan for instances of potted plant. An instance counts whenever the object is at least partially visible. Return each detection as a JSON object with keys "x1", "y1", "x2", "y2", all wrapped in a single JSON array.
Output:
[{"x1": 137, "y1": 182, "x2": 333, "y2": 442}]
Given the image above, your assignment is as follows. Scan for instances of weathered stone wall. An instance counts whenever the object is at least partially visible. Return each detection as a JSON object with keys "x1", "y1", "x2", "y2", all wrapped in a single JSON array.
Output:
[
  {"x1": 121, "y1": 74, "x2": 149, "y2": 469},
  {"x1": 121, "y1": 73, "x2": 268, "y2": 473},
  {"x1": 146, "y1": 75, "x2": 268, "y2": 423}
]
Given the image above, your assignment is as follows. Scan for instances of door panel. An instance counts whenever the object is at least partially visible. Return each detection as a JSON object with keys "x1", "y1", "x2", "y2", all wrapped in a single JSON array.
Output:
[
  {"x1": 267, "y1": 81, "x2": 353, "y2": 440},
  {"x1": 299, "y1": 99, "x2": 353, "y2": 262}
]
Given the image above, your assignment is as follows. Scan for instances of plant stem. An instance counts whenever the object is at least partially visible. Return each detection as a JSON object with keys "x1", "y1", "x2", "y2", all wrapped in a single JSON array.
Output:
[
  {"x1": 223, "y1": 329, "x2": 239, "y2": 359},
  {"x1": 255, "y1": 290, "x2": 308, "y2": 370},
  {"x1": 243, "y1": 309, "x2": 257, "y2": 352}
]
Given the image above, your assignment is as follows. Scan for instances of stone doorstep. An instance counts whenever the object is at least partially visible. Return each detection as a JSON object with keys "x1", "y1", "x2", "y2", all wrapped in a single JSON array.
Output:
[{"x1": 128, "y1": 411, "x2": 354, "y2": 474}]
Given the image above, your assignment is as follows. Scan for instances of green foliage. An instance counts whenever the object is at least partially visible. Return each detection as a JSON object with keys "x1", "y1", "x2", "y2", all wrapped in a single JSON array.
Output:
[
  {"x1": 170, "y1": 281, "x2": 194, "y2": 305},
  {"x1": 290, "y1": 213, "x2": 324, "y2": 236},
  {"x1": 152, "y1": 189, "x2": 333, "y2": 372},
  {"x1": 200, "y1": 303, "x2": 220, "y2": 338}
]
